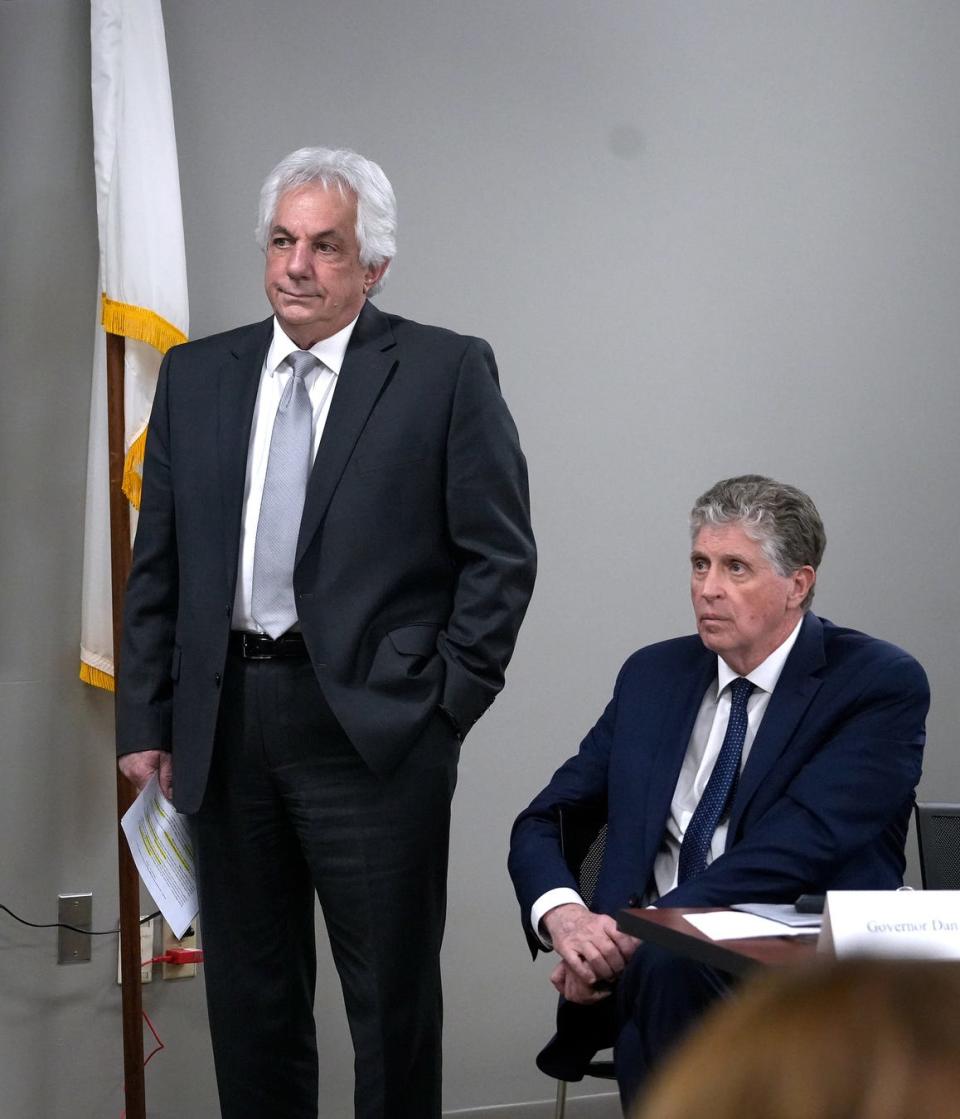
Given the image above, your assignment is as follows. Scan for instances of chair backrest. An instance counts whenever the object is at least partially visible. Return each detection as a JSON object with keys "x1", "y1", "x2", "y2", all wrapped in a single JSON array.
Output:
[
  {"x1": 545, "y1": 807, "x2": 618, "y2": 1097},
  {"x1": 914, "y1": 803, "x2": 960, "y2": 889},
  {"x1": 558, "y1": 805, "x2": 608, "y2": 907}
]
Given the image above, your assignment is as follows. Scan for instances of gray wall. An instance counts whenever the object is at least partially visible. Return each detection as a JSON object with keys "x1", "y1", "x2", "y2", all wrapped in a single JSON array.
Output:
[{"x1": 1, "y1": 1, "x2": 958, "y2": 1116}]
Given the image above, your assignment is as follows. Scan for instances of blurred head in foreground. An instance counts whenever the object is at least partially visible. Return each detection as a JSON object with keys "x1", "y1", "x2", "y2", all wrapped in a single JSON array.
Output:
[{"x1": 633, "y1": 958, "x2": 960, "y2": 1119}]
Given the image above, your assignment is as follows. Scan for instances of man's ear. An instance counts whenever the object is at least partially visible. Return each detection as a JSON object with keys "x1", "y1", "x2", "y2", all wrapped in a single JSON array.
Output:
[
  {"x1": 788, "y1": 566, "x2": 816, "y2": 608},
  {"x1": 363, "y1": 258, "x2": 390, "y2": 292}
]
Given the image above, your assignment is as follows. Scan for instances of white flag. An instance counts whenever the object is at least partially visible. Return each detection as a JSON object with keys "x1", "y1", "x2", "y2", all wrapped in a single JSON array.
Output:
[{"x1": 81, "y1": 0, "x2": 189, "y2": 690}]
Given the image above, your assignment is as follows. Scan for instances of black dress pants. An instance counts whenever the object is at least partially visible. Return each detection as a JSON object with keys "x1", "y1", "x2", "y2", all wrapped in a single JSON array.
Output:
[{"x1": 192, "y1": 652, "x2": 459, "y2": 1119}]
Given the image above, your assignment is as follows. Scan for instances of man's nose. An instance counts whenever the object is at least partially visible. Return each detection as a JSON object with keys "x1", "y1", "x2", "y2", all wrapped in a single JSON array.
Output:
[
  {"x1": 287, "y1": 242, "x2": 311, "y2": 276},
  {"x1": 700, "y1": 569, "x2": 723, "y2": 598}
]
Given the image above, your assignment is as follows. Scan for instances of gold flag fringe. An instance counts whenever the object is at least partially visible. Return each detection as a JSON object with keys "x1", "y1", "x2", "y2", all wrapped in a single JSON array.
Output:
[
  {"x1": 80, "y1": 661, "x2": 116, "y2": 692},
  {"x1": 101, "y1": 293, "x2": 187, "y2": 354},
  {"x1": 123, "y1": 428, "x2": 146, "y2": 509},
  {"x1": 100, "y1": 293, "x2": 188, "y2": 511}
]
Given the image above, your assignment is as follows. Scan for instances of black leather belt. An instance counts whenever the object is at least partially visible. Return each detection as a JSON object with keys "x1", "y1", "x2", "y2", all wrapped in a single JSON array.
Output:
[{"x1": 229, "y1": 631, "x2": 309, "y2": 660}]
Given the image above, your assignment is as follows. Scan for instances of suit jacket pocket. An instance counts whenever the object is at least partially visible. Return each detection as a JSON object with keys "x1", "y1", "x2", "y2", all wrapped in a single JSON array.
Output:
[
  {"x1": 387, "y1": 623, "x2": 442, "y2": 657},
  {"x1": 368, "y1": 623, "x2": 444, "y2": 699}
]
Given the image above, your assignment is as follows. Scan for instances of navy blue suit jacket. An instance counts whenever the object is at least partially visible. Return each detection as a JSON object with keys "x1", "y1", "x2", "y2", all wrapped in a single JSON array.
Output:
[{"x1": 510, "y1": 611, "x2": 928, "y2": 955}]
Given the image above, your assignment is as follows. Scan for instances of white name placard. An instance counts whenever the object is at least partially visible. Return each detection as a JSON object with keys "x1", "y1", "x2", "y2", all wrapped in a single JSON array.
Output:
[{"x1": 818, "y1": 891, "x2": 960, "y2": 958}]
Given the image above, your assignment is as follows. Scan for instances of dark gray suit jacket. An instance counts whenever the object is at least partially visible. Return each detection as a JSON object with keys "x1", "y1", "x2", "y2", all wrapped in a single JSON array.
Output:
[{"x1": 117, "y1": 301, "x2": 536, "y2": 813}]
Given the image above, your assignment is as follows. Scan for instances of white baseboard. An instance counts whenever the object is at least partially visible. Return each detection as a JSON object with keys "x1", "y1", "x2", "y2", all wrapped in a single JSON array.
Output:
[{"x1": 443, "y1": 1089, "x2": 621, "y2": 1119}]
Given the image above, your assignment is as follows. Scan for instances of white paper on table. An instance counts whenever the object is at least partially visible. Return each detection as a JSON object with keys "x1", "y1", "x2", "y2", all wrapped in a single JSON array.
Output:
[
  {"x1": 684, "y1": 910, "x2": 818, "y2": 941},
  {"x1": 731, "y1": 902, "x2": 822, "y2": 928},
  {"x1": 120, "y1": 774, "x2": 198, "y2": 938}
]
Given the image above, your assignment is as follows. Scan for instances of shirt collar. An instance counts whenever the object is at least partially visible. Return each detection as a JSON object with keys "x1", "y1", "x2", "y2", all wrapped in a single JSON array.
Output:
[
  {"x1": 716, "y1": 617, "x2": 804, "y2": 697},
  {"x1": 267, "y1": 313, "x2": 361, "y2": 376}
]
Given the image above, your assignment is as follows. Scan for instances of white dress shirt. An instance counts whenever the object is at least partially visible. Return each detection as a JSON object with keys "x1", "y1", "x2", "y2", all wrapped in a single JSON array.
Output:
[
  {"x1": 231, "y1": 314, "x2": 360, "y2": 631},
  {"x1": 531, "y1": 620, "x2": 804, "y2": 943}
]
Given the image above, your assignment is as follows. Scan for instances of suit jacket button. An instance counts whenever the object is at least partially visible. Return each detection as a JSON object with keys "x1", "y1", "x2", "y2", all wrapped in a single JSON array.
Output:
[
  {"x1": 627, "y1": 894, "x2": 641, "y2": 908},
  {"x1": 224, "y1": 604, "x2": 231, "y2": 617},
  {"x1": 214, "y1": 673, "x2": 222, "y2": 687}
]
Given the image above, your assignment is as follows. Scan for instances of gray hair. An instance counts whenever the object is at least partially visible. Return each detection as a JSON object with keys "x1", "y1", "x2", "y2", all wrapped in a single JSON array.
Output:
[
  {"x1": 255, "y1": 146, "x2": 396, "y2": 296},
  {"x1": 689, "y1": 475, "x2": 826, "y2": 610}
]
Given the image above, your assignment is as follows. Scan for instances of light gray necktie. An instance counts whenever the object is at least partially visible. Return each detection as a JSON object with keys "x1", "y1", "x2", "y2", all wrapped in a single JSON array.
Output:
[{"x1": 251, "y1": 350, "x2": 317, "y2": 638}]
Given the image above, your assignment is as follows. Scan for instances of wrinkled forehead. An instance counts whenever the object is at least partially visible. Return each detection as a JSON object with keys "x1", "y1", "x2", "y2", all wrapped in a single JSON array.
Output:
[{"x1": 691, "y1": 520, "x2": 767, "y2": 556}]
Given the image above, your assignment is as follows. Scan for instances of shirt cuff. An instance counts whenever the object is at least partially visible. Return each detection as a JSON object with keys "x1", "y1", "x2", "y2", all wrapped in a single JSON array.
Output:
[{"x1": 531, "y1": 888, "x2": 587, "y2": 949}]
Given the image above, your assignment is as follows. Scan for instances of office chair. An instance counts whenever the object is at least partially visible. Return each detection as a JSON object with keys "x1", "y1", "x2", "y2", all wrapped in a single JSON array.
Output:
[
  {"x1": 914, "y1": 802, "x2": 960, "y2": 889},
  {"x1": 549, "y1": 804, "x2": 616, "y2": 1119}
]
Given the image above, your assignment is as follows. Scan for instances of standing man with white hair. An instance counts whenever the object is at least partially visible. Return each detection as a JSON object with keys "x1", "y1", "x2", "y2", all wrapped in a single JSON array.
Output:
[{"x1": 116, "y1": 147, "x2": 536, "y2": 1118}]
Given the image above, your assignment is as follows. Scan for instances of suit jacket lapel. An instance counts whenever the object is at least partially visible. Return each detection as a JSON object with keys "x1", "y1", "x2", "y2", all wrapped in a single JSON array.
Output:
[
  {"x1": 729, "y1": 612, "x2": 826, "y2": 837},
  {"x1": 218, "y1": 318, "x2": 273, "y2": 589},
  {"x1": 643, "y1": 653, "x2": 716, "y2": 859},
  {"x1": 295, "y1": 301, "x2": 397, "y2": 564}
]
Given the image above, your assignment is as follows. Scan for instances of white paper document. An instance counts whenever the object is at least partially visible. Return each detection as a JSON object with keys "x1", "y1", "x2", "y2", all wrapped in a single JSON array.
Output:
[
  {"x1": 684, "y1": 910, "x2": 819, "y2": 941},
  {"x1": 120, "y1": 774, "x2": 198, "y2": 938},
  {"x1": 731, "y1": 902, "x2": 822, "y2": 928}
]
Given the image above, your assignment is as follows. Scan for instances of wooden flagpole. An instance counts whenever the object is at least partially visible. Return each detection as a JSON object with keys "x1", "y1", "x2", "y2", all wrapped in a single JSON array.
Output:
[{"x1": 106, "y1": 330, "x2": 147, "y2": 1119}]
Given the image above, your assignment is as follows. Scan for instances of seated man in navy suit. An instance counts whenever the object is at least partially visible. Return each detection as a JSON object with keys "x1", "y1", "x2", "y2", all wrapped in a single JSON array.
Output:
[{"x1": 508, "y1": 475, "x2": 929, "y2": 1112}]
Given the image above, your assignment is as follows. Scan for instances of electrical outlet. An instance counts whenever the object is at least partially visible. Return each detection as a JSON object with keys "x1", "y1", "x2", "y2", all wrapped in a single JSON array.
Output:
[
  {"x1": 162, "y1": 919, "x2": 198, "y2": 979},
  {"x1": 57, "y1": 893, "x2": 92, "y2": 964},
  {"x1": 118, "y1": 916, "x2": 155, "y2": 984}
]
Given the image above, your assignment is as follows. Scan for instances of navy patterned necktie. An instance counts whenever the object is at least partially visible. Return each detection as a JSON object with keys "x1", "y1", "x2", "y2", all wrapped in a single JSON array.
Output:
[
  {"x1": 251, "y1": 350, "x2": 317, "y2": 638},
  {"x1": 678, "y1": 676, "x2": 754, "y2": 884}
]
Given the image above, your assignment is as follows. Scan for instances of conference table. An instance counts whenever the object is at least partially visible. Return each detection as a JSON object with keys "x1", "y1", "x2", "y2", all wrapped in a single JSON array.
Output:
[{"x1": 617, "y1": 907, "x2": 820, "y2": 977}]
